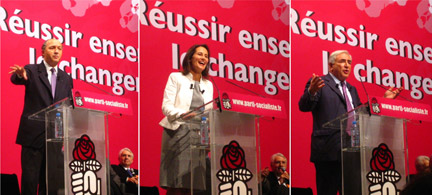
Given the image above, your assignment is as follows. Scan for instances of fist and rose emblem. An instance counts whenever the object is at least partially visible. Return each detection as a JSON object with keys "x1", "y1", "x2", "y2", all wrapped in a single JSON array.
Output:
[
  {"x1": 66, "y1": 136, "x2": 400, "y2": 195},
  {"x1": 367, "y1": 143, "x2": 401, "y2": 195},
  {"x1": 69, "y1": 134, "x2": 102, "y2": 194},
  {"x1": 217, "y1": 140, "x2": 253, "y2": 195},
  {"x1": 216, "y1": 141, "x2": 401, "y2": 195}
]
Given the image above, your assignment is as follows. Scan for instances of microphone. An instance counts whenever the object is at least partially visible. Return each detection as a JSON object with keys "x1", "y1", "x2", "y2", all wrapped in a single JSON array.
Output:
[
  {"x1": 358, "y1": 73, "x2": 372, "y2": 116},
  {"x1": 79, "y1": 79, "x2": 123, "y2": 117},
  {"x1": 374, "y1": 84, "x2": 412, "y2": 102},
  {"x1": 280, "y1": 167, "x2": 286, "y2": 172},
  {"x1": 210, "y1": 76, "x2": 222, "y2": 112},
  {"x1": 201, "y1": 89, "x2": 205, "y2": 94},
  {"x1": 69, "y1": 88, "x2": 75, "y2": 109},
  {"x1": 225, "y1": 80, "x2": 277, "y2": 120},
  {"x1": 82, "y1": 79, "x2": 116, "y2": 97},
  {"x1": 225, "y1": 80, "x2": 266, "y2": 98}
]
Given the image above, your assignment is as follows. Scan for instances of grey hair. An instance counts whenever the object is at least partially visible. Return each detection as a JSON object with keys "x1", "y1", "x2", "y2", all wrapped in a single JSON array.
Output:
[
  {"x1": 415, "y1": 155, "x2": 430, "y2": 172},
  {"x1": 118, "y1": 147, "x2": 134, "y2": 159},
  {"x1": 328, "y1": 50, "x2": 351, "y2": 65},
  {"x1": 416, "y1": 155, "x2": 430, "y2": 164},
  {"x1": 271, "y1": 153, "x2": 287, "y2": 163}
]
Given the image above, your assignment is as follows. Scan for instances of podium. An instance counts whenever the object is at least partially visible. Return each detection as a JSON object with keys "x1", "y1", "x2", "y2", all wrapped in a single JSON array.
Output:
[
  {"x1": 186, "y1": 109, "x2": 260, "y2": 195},
  {"x1": 324, "y1": 104, "x2": 408, "y2": 195},
  {"x1": 29, "y1": 98, "x2": 110, "y2": 194}
]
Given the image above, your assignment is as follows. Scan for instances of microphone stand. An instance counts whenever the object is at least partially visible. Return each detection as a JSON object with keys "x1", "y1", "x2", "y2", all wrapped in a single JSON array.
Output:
[
  {"x1": 210, "y1": 76, "x2": 223, "y2": 112},
  {"x1": 358, "y1": 75, "x2": 372, "y2": 116}
]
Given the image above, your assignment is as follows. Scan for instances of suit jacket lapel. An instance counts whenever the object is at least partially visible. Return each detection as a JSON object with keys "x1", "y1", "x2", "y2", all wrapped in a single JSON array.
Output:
[
  {"x1": 324, "y1": 74, "x2": 345, "y2": 103},
  {"x1": 37, "y1": 63, "x2": 52, "y2": 99}
]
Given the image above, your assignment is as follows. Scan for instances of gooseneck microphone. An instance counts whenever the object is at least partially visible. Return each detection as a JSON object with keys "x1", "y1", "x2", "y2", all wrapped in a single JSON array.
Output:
[
  {"x1": 80, "y1": 79, "x2": 123, "y2": 117},
  {"x1": 225, "y1": 80, "x2": 266, "y2": 98},
  {"x1": 358, "y1": 72, "x2": 372, "y2": 116},
  {"x1": 374, "y1": 84, "x2": 412, "y2": 102},
  {"x1": 210, "y1": 76, "x2": 222, "y2": 112}
]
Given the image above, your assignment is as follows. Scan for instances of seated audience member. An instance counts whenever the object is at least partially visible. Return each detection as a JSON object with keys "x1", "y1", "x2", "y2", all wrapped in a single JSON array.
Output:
[
  {"x1": 415, "y1": 155, "x2": 430, "y2": 175},
  {"x1": 402, "y1": 172, "x2": 432, "y2": 195},
  {"x1": 408, "y1": 155, "x2": 431, "y2": 183},
  {"x1": 402, "y1": 155, "x2": 432, "y2": 195},
  {"x1": 111, "y1": 148, "x2": 139, "y2": 195},
  {"x1": 260, "y1": 153, "x2": 290, "y2": 195},
  {"x1": 110, "y1": 165, "x2": 124, "y2": 195}
]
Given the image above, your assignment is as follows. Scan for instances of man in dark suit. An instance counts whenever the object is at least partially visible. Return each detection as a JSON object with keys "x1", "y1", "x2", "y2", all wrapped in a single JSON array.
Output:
[
  {"x1": 9, "y1": 39, "x2": 73, "y2": 194},
  {"x1": 111, "y1": 148, "x2": 139, "y2": 195},
  {"x1": 260, "y1": 153, "x2": 289, "y2": 195},
  {"x1": 298, "y1": 50, "x2": 401, "y2": 195}
]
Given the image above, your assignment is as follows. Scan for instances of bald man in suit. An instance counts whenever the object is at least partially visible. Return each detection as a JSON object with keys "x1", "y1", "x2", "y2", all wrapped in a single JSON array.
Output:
[{"x1": 10, "y1": 39, "x2": 73, "y2": 194}]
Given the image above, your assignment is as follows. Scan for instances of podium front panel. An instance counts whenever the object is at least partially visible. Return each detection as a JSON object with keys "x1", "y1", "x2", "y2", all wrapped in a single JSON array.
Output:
[
  {"x1": 46, "y1": 106, "x2": 109, "y2": 195},
  {"x1": 341, "y1": 113, "x2": 407, "y2": 195},
  {"x1": 209, "y1": 110, "x2": 259, "y2": 195}
]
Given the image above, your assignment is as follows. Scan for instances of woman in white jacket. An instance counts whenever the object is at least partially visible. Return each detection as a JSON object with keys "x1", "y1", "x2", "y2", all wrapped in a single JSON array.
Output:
[{"x1": 159, "y1": 44, "x2": 214, "y2": 195}]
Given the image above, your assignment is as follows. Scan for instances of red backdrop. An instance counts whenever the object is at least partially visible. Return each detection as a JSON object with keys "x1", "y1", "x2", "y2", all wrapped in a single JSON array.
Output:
[
  {"x1": 140, "y1": 0, "x2": 290, "y2": 194},
  {"x1": 291, "y1": 0, "x2": 432, "y2": 193},
  {"x1": 1, "y1": 0, "x2": 139, "y2": 187},
  {"x1": 1, "y1": 0, "x2": 431, "y2": 195}
]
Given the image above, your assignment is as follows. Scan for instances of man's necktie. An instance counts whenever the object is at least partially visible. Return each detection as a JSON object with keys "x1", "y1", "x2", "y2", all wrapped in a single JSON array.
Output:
[
  {"x1": 127, "y1": 168, "x2": 133, "y2": 177},
  {"x1": 341, "y1": 82, "x2": 353, "y2": 135},
  {"x1": 50, "y1": 68, "x2": 56, "y2": 98}
]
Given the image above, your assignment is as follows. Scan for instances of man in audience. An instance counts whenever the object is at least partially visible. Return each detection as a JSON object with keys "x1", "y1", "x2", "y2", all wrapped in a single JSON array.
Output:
[
  {"x1": 260, "y1": 153, "x2": 289, "y2": 195},
  {"x1": 402, "y1": 155, "x2": 432, "y2": 195},
  {"x1": 111, "y1": 148, "x2": 139, "y2": 195},
  {"x1": 415, "y1": 155, "x2": 430, "y2": 175}
]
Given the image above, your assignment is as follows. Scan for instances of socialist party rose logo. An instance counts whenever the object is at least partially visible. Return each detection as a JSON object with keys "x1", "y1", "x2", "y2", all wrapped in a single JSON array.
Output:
[
  {"x1": 370, "y1": 143, "x2": 395, "y2": 172},
  {"x1": 217, "y1": 141, "x2": 253, "y2": 195},
  {"x1": 367, "y1": 143, "x2": 401, "y2": 195},
  {"x1": 74, "y1": 91, "x2": 84, "y2": 106},
  {"x1": 221, "y1": 140, "x2": 246, "y2": 169},
  {"x1": 371, "y1": 97, "x2": 380, "y2": 114},
  {"x1": 73, "y1": 134, "x2": 96, "y2": 160},
  {"x1": 69, "y1": 135, "x2": 102, "y2": 194},
  {"x1": 222, "y1": 93, "x2": 232, "y2": 110}
]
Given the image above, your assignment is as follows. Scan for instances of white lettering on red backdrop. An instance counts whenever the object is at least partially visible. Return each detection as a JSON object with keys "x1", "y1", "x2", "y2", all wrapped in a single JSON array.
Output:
[
  {"x1": 291, "y1": 6, "x2": 432, "y2": 100},
  {"x1": 0, "y1": 5, "x2": 139, "y2": 96}
]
